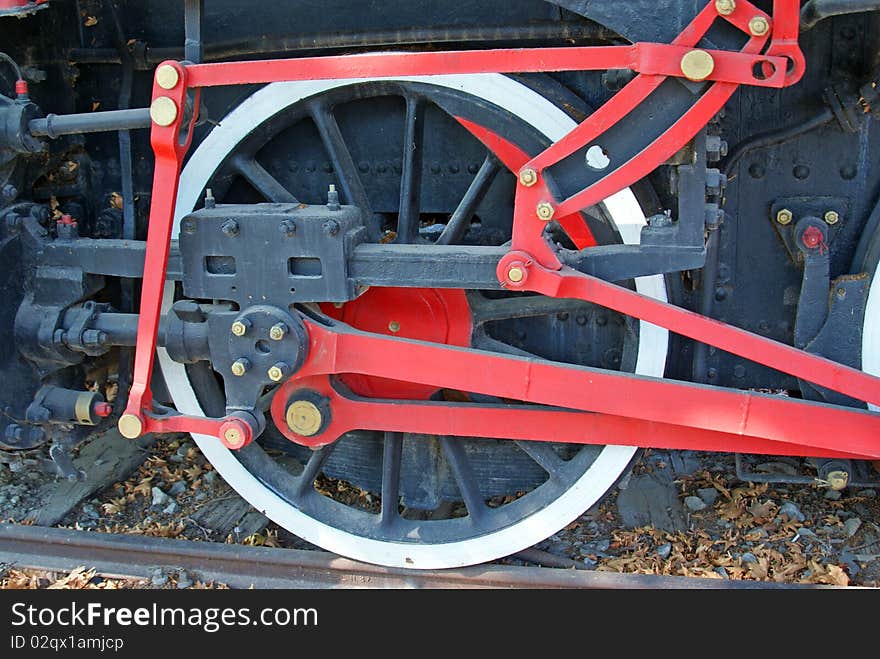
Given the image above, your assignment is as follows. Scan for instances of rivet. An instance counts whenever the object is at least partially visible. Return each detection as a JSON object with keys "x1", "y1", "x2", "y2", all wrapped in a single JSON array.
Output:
[
  {"x1": 680, "y1": 50, "x2": 716, "y2": 82},
  {"x1": 149, "y1": 97, "x2": 178, "y2": 127},
  {"x1": 155, "y1": 64, "x2": 180, "y2": 90}
]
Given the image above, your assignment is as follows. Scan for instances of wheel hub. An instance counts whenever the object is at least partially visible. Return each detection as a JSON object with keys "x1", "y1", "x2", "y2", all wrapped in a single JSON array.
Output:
[{"x1": 321, "y1": 287, "x2": 472, "y2": 399}]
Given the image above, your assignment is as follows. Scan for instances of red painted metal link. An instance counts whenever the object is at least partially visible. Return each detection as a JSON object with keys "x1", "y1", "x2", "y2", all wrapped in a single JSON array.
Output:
[
  {"x1": 497, "y1": 253, "x2": 880, "y2": 410},
  {"x1": 267, "y1": 319, "x2": 880, "y2": 460},
  {"x1": 271, "y1": 375, "x2": 865, "y2": 460}
]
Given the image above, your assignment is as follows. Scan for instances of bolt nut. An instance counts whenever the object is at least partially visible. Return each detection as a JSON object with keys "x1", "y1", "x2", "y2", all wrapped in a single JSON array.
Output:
[
  {"x1": 279, "y1": 219, "x2": 296, "y2": 237},
  {"x1": 231, "y1": 319, "x2": 250, "y2": 337},
  {"x1": 388, "y1": 321, "x2": 401, "y2": 333},
  {"x1": 748, "y1": 15, "x2": 770, "y2": 36},
  {"x1": 680, "y1": 49, "x2": 716, "y2": 82},
  {"x1": 776, "y1": 209, "x2": 793, "y2": 225},
  {"x1": 269, "y1": 323, "x2": 288, "y2": 341},
  {"x1": 519, "y1": 168, "x2": 538, "y2": 187},
  {"x1": 149, "y1": 97, "x2": 178, "y2": 127},
  {"x1": 715, "y1": 0, "x2": 736, "y2": 15},
  {"x1": 536, "y1": 202, "x2": 555, "y2": 222},
  {"x1": 155, "y1": 64, "x2": 180, "y2": 90},
  {"x1": 267, "y1": 362, "x2": 290, "y2": 382},
  {"x1": 231, "y1": 358, "x2": 251, "y2": 377},
  {"x1": 824, "y1": 210, "x2": 840, "y2": 225}
]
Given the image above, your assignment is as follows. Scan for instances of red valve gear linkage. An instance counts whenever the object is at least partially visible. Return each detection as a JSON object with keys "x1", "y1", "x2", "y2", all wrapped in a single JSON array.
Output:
[{"x1": 115, "y1": 0, "x2": 880, "y2": 463}]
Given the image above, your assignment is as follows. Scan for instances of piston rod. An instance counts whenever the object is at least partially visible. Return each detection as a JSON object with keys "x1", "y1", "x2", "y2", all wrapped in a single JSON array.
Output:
[{"x1": 28, "y1": 108, "x2": 152, "y2": 138}]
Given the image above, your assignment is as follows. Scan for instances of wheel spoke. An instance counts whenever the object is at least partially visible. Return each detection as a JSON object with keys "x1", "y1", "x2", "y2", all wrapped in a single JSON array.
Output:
[
  {"x1": 231, "y1": 155, "x2": 299, "y2": 203},
  {"x1": 396, "y1": 96, "x2": 426, "y2": 244},
  {"x1": 515, "y1": 441, "x2": 565, "y2": 476},
  {"x1": 436, "y1": 154, "x2": 501, "y2": 246},
  {"x1": 441, "y1": 438, "x2": 488, "y2": 524},
  {"x1": 380, "y1": 432, "x2": 403, "y2": 527},
  {"x1": 309, "y1": 100, "x2": 379, "y2": 239},
  {"x1": 293, "y1": 444, "x2": 335, "y2": 499},
  {"x1": 468, "y1": 293, "x2": 597, "y2": 326}
]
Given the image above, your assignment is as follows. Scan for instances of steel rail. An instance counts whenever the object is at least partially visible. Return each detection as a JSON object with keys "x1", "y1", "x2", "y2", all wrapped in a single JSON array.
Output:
[{"x1": 0, "y1": 524, "x2": 847, "y2": 589}]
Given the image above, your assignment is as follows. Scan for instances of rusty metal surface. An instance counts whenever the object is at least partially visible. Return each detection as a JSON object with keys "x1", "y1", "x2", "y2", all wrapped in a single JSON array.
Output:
[{"x1": 0, "y1": 523, "x2": 849, "y2": 589}]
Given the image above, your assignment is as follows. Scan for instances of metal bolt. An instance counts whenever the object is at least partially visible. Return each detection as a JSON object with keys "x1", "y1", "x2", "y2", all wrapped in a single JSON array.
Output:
[
  {"x1": 269, "y1": 323, "x2": 288, "y2": 341},
  {"x1": 231, "y1": 358, "x2": 251, "y2": 377},
  {"x1": 507, "y1": 266, "x2": 525, "y2": 283},
  {"x1": 748, "y1": 16, "x2": 770, "y2": 36},
  {"x1": 536, "y1": 202, "x2": 555, "y2": 222},
  {"x1": 715, "y1": 0, "x2": 735, "y2": 15},
  {"x1": 118, "y1": 414, "x2": 143, "y2": 439},
  {"x1": 204, "y1": 188, "x2": 216, "y2": 209},
  {"x1": 231, "y1": 319, "x2": 250, "y2": 337},
  {"x1": 267, "y1": 362, "x2": 290, "y2": 382},
  {"x1": 323, "y1": 219, "x2": 340, "y2": 236},
  {"x1": 388, "y1": 321, "x2": 401, "y2": 333},
  {"x1": 680, "y1": 50, "x2": 716, "y2": 82},
  {"x1": 776, "y1": 208, "x2": 793, "y2": 225},
  {"x1": 824, "y1": 210, "x2": 840, "y2": 225},
  {"x1": 327, "y1": 184, "x2": 341, "y2": 211},
  {"x1": 155, "y1": 64, "x2": 180, "y2": 90},
  {"x1": 149, "y1": 97, "x2": 178, "y2": 127},
  {"x1": 181, "y1": 219, "x2": 196, "y2": 234},
  {"x1": 221, "y1": 219, "x2": 240, "y2": 237},
  {"x1": 519, "y1": 168, "x2": 538, "y2": 187}
]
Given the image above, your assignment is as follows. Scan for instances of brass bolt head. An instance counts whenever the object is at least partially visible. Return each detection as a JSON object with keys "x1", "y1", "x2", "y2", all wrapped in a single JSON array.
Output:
[
  {"x1": 825, "y1": 469, "x2": 849, "y2": 491},
  {"x1": 118, "y1": 414, "x2": 143, "y2": 439},
  {"x1": 536, "y1": 202, "x2": 555, "y2": 222},
  {"x1": 286, "y1": 400, "x2": 324, "y2": 437},
  {"x1": 223, "y1": 426, "x2": 244, "y2": 449},
  {"x1": 680, "y1": 50, "x2": 716, "y2": 82},
  {"x1": 519, "y1": 168, "x2": 538, "y2": 187},
  {"x1": 824, "y1": 210, "x2": 840, "y2": 225},
  {"x1": 715, "y1": 0, "x2": 736, "y2": 15},
  {"x1": 507, "y1": 266, "x2": 525, "y2": 283},
  {"x1": 748, "y1": 16, "x2": 770, "y2": 36},
  {"x1": 388, "y1": 320, "x2": 401, "y2": 333},
  {"x1": 155, "y1": 64, "x2": 180, "y2": 90},
  {"x1": 231, "y1": 320, "x2": 248, "y2": 337},
  {"x1": 267, "y1": 363, "x2": 290, "y2": 382},
  {"x1": 231, "y1": 358, "x2": 250, "y2": 377},
  {"x1": 776, "y1": 208, "x2": 793, "y2": 225},
  {"x1": 269, "y1": 323, "x2": 288, "y2": 341},
  {"x1": 149, "y1": 97, "x2": 178, "y2": 127}
]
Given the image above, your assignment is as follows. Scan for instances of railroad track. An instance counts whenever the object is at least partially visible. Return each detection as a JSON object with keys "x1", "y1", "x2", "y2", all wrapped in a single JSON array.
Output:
[{"x1": 0, "y1": 524, "x2": 845, "y2": 589}]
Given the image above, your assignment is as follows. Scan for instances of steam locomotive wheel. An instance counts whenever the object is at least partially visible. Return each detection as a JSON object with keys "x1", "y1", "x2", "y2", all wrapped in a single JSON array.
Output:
[{"x1": 158, "y1": 74, "x2": 669, "y2": 568}]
